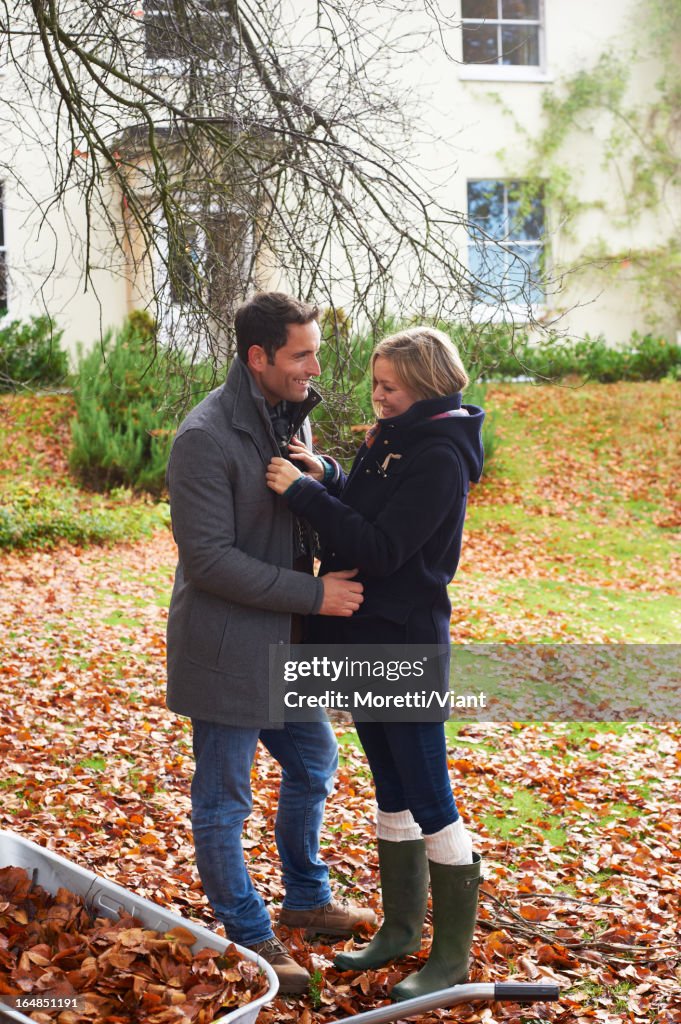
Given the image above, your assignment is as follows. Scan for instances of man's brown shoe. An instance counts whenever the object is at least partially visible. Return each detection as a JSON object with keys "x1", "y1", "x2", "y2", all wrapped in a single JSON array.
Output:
[
  {"x1": 278, "y1": 899, "x2": 377, "y2": 939},
  {"x1": 248, "y1": 936, "x2": 310, "y2": 995}
]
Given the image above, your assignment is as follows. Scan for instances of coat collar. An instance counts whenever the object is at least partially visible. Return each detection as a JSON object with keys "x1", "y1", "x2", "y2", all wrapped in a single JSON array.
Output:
[
  {"x1": 224, "y1": 357, "x2": 322, "y2": 451},
  {"x1": 378, "y1": 392, "x2": 463, "y2": 432},
  {"x1": 363, "y1": 392, "x2": 464, "y2": 454}
]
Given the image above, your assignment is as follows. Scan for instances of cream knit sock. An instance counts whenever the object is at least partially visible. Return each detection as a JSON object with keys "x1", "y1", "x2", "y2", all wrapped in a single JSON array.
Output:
[
  {"x1": 376, "y1": 808, "x2": 422, "y2": 842},
  {"x1": 423, "y1": 818, "x2": 474, "y2": 865}
]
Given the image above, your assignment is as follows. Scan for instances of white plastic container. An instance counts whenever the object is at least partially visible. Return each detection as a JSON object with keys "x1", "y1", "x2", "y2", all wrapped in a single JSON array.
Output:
[{"x1": 0, "y1": 830, "x2": 278, "y2": 1023}]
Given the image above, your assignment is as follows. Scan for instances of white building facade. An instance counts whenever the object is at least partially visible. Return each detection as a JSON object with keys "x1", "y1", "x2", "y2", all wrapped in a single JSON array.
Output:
[
  {"x1": 0, "y1": 0, "x2": 678, "y2": 355},
  {"x1": 429, "y1": 0, "x2": 679, "y2": 345}
]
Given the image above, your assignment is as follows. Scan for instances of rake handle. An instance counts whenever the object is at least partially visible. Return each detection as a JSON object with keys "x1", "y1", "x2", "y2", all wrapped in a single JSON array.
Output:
[{"x1": 332, "y1": 980, "x2": 561, "y2": 1023}]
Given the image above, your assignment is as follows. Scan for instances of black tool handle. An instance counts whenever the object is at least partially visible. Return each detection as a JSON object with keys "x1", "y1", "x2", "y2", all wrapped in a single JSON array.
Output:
[{"x1": 494, "y1": 983, "x2": 561, "y2": 1003}]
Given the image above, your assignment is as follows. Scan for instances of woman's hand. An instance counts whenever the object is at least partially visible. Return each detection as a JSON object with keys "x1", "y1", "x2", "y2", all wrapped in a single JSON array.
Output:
[
  {"x1": 266, "y1": 457, "x2": 304, "y2": 495},
  {"x1": 288, "y1": 438, "x2": 325, "y2": 481}
]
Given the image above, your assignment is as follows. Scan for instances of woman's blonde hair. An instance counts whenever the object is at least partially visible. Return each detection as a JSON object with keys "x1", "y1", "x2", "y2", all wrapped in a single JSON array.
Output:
[{"x1": 371, "y1": 327, "x2": 469, "y2": 412}]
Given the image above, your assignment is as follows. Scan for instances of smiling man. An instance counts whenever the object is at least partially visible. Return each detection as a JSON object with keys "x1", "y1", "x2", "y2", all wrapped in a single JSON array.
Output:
[{"x1": 165, "y1": 292, "x2": 373, "y2": 993}]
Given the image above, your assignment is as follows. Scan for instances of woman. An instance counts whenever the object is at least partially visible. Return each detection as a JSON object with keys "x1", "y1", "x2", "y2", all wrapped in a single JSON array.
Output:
[{"x1": 266, "y1": 327, "x2": 484, "y2": 1001}]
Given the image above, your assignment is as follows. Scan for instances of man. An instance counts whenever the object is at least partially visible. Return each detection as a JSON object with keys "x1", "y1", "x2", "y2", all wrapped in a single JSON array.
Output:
[{"x1": 166, "y1": 292, "x2": 375, "y2": 993}]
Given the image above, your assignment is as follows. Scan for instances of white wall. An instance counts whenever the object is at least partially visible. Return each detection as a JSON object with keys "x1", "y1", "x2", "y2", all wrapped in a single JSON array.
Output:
[{"x1": 1, "y1": 103, "x2": 133, "y2": 359}]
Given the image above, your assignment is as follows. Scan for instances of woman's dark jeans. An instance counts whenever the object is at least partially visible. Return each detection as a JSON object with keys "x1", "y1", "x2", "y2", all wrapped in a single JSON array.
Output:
[{"x1": 353, "y1": 720, "x2": 459, "y2": 835}]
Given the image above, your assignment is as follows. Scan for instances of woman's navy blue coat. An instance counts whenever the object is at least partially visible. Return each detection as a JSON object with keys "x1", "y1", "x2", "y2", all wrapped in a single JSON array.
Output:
[{"x1": 285, "y1": 392, "x2": 485, "y2": 646}]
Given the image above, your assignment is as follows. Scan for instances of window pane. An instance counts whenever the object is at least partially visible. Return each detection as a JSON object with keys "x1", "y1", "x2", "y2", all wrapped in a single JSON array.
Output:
[
  {"x1": 462, "y1": 0, "x2": 498, "y2": 17},
  {"x1": 462, "y1": 25, "x2": 499, "y2": 63},
  {"x1": 144, "y1": 2, "x2": 175, "y2": 59},
  {"x1": 470, "y1": 242, "x2": 544, "y2": 304},
  {"x1": 169, "y1": 222, "x2": 202, "y2": 305},
  {"x1": 188, "y1": 19, "x2": 233, "y2": 61},
  {"x1": 502, "y1": 249, "x2": 526, "y2": 302},
  {"x1": 507, "y1": 185, "x2": 544, "y2": 240},
  {"x1": 501, "y1": 0, "x2": 539, "y2": 19},
  {"x1": 469, "y1": 181, "x2": 545, "y2": 305},
  {"x1": 469, "y1": 244, "x2": 509, "y2": 303},
  {"x1": 468, "y1": 181, "x2": 506, "y2": 238},
  {"x1": 501, "y1": 25, "x2": 539, "y2": 64},
  {"x1": 145, "y1": 7, "x2": 178, "y2": 60},
  {"x1": 472, "y1": 243, "x2": 542, "y2": 304},
  {"x1": 507, "y1": 244, "x2": 544, "y2": 303}
]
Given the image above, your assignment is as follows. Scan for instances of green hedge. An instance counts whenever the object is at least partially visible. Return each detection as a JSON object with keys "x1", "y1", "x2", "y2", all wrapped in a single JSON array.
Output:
[
  {"x1": 453, "y1": 327, "x2": 681, "y2": 382},
  {"x1": 0, "y1": 316, "x2": 69, "y2": 392}
]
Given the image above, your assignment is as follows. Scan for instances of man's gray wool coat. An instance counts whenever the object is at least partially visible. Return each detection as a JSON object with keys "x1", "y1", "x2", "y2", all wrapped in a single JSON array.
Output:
[{"x1": 166, "y1": 357, "x2": 324, "y2": 727}]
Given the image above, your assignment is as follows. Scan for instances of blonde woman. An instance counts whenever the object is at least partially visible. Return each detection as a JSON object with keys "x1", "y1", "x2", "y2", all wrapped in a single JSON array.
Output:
[{"x1": 266, "y1": 327, "x2": 485, "y2": 1001}]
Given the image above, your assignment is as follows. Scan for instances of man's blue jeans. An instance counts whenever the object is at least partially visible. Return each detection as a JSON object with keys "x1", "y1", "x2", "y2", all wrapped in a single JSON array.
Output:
[{"x1": 191, "y1": 718, "x2": 338, "y2": 946}]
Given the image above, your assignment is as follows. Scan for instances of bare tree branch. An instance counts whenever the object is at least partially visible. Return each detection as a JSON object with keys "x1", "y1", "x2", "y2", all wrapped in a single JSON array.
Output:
[{"x1": 1, "y1": 0, "x2": 554, "y2": 399}]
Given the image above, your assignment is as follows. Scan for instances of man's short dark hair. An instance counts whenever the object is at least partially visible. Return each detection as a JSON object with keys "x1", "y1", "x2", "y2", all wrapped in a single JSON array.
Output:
[{"x1": 234, "y1": 292, "x2": 319, "y2": 363}]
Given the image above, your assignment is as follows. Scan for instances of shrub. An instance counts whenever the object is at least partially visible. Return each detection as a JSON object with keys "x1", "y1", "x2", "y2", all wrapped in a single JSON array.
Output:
[
  {"x1": 627, "y1": 333, "x2": 681, "y2": 380},
  {"x1": 0, "y1": 481, "x2": 168, "y2": 550},
  {"x1": 70, "y1": 312, "x2": 213, "y2": 495},
  {"x1": 442, "y1": 325, "x2": 681, "y2": 382},
  {"x1": 444, "y1": 323, "x2": 528, "y2": 381},
  {"x1": 0, "y1": 316, "x2": 69, "y2": 392}
]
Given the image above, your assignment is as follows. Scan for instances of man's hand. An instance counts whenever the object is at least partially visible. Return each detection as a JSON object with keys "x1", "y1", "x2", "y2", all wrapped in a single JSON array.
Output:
[
  {"x1": 318, "y1": 569, "x2": 364, "y2": 617},
  {"x1": 266, "y1": 457, "x2": 303, "y2": 494}
]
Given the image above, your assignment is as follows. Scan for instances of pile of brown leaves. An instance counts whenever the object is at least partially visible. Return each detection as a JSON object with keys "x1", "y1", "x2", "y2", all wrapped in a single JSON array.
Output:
[{"x1": 0, "y1": 866, "x2": 268, "y2": 1023}]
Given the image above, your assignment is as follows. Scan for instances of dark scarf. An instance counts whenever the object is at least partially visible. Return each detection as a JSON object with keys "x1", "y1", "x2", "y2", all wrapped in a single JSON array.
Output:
[{"x1": 267, "y1": 400, "x2": 314, "y2": 562}]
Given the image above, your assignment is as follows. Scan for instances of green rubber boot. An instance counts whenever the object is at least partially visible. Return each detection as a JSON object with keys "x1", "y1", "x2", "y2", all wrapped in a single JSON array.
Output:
[
  {"x1": 334, "y1": 838, "x2": 428, "y2": 971},
  {"x1": 390, "y1": 852, "x2": 481, "y2": 1001}
]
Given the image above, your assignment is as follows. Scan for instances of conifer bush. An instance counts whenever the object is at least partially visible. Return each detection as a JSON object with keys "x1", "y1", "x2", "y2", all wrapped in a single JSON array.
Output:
[{"x1": 70, "y1": 312, "x2": 209, "y2": 496}]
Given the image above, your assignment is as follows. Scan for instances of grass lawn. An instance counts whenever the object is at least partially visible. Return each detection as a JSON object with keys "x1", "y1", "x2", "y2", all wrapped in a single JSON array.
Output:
[{"x1": 453, "y1": 381, "x2": 680, "y2": 642}]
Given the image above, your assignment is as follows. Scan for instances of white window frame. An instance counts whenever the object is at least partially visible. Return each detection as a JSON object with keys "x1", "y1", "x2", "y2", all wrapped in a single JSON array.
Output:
[
  {"x1": 459, "y1": 0, "x2": 550, "y2": 82},
  {"x1": 466, "y1": 178, "x2": 546, "y2": 322}
]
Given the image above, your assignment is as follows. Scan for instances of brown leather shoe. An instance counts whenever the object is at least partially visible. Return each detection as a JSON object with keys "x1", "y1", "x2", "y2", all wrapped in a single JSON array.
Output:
[
  {"x1": 248, "y1": 936, "x2": 310, "y2": 995},
  {"x1": 278, "y1": 899, "x2": 377, "y2": 939}
]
